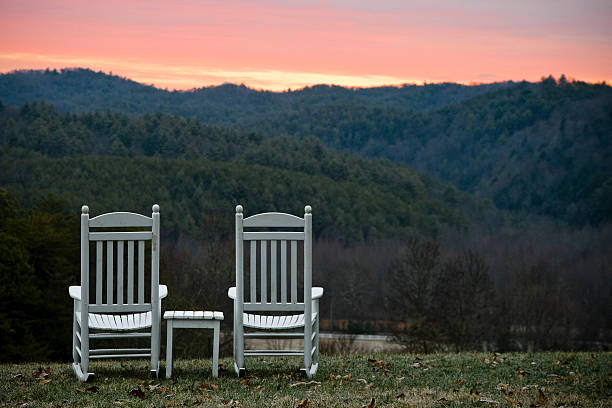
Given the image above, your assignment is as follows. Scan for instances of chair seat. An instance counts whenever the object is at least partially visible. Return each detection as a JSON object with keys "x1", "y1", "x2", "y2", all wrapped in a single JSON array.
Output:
[
  {"x1": 76, "y1": 311, "x2": 152, "y2": 331},
  {"x1": 243, "y1": 312, "x2": 317, "y2": 330}
]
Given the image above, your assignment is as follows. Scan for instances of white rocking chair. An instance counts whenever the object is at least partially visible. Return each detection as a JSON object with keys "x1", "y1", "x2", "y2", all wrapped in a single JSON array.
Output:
[
  {"x1": 69, "y1": 204, "x2": 167, "y2": 381},
  {"x1": 228, "y1": 205, "x2": 323, "y2": 378}
]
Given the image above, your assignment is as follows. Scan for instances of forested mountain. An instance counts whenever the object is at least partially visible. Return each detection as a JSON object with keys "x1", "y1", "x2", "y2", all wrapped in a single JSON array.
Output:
[
  {"x1": 1, "y1": 69, "x2": 610, "y2": 226},
  {"x1": 0, "y1": 68, "x2": 509, "y2": 125},
  {"x1": 0, "y1": 102, "x2": 486, "y2": 241},
  {"x1": 254, "y1": 78, "x2": 612, "y2": 225}
]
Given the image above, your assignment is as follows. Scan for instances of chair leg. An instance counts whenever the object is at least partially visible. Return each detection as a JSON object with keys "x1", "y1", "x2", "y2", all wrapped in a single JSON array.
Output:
[
  {"x1": 165, "y1": 320, "x2": 173, "y2": 379},
  {"x1": 313, "y1": 299, "x2": 320, "y2": 366},
  {"x1": 234, "y1": 304, "x2": 245, "y2": 376},
  {"x1": 72, "y1": 301, "x2": 79, "y2": 363},
  {"x1": 212, "y1": 322, "x2": 220, "y2": 378}
]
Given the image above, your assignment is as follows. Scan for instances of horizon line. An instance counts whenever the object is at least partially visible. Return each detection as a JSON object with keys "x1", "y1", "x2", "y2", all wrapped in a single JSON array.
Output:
[{"x1": 2, "y1": 66, "x2": 607, "y2": 94}]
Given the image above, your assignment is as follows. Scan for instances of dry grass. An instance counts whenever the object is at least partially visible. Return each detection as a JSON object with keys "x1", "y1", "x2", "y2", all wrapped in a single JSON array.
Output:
[{"x1": 1, "y1": 352, "x2": 610, "y2": 407}]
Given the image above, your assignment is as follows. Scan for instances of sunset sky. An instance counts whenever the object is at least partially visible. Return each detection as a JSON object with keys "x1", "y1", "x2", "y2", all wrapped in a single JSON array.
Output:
[{"x1": 1, "y1": 0, "x2": 611, "y2": 91}]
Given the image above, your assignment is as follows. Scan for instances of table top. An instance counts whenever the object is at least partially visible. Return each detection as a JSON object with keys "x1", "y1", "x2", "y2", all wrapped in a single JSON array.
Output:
[{"x1": 164, "y1": 310, "x2": 224, "y2": 320}]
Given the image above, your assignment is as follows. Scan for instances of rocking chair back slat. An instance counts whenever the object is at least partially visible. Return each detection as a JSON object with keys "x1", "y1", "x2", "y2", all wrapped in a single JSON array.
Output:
[
  {"x1": 138, "y1": 241, "x2": 145, "y2": 304},
  {"x1": 271, "y1": 240, "x2": 277, "y2": 303},
  {"x1": 250, "y1": 241, "x2": 256, "y2": 303},
  {"x1": 117, "y1": 241, "x2": 124, "y2": 304},
  {"x1": 291, "y1": 240, "x2": 298, "y2": 303},
  {"x1": 127, "y1": 241, "x2": 134, "y2": 304},
  {"x1": 281, "y1": 240, "x2": 287, "y2": 303},
  {"x1": 96, "y1": 242, "x2": 103, "y2": 304},
  {"x1": 260, "y1": 240, "x2": 267, "y2": 303},
  {"x1": 106, "y1": 242, "x2": 113, "y2": 304}
]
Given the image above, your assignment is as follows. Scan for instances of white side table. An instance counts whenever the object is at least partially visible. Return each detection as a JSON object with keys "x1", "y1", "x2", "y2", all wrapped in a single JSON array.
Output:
[{"x1": 164, "y1": 310, "x2": 224, "y2": 378}]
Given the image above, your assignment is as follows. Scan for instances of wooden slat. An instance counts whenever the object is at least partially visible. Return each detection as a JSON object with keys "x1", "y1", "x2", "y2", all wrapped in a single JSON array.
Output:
[
  {"x1": 89, "y1": 231, "x2": 152, "y2": 241},
  {"x1": 281, "y1": 240, "x2": 287, "y2": 303},
  {"x1": 250, "y1": 241, "x2": 256, "y2": 303},
  {"x1": 89, "y1": 304, "x2": 152, "y2": 313},
  {"x1": 127, "y1": 241, "x2": 134, "y2": 304},
  {"x1": 106, "y1": 241, "x2": 113, "y2": 304},
  {"x1": 89, "y1": 212, "x2": 152, "y2": 228},
  {"x1": 90, "y1": 332, "x2": 151, "y2": 339},
  {"x1": 260, "y1": 240, "x2": 267, "y2": 303},
  {"x1": 117, "y1": 241, "x2": 124, "y2": 304},
  {"x1": 243, "y1": 303, "x2": 305, "y2": 311},
  {"x1": 291, "y1": 240, "x2": 297, "y2": 303},
  {"x1": 242, "y1": 212, "x2": 304, "y2": 228},
  {"x1": 138, "y1": 240, "x2": 144, "y2": 304},
  {"x1": 243, "y1": 231, "x2": 304, "y2": 241},
  {"x1": 270, "y1": 240, "x2": 277, "y2": 303},
  {"x1": 244, "y1": 332, "x2": 303, "y2": 338},
  {"x1": 96, "y1": 241, "x2": 103, "y2": 304}
]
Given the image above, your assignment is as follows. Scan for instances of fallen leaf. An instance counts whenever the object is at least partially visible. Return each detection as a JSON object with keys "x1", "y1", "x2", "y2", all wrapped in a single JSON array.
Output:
[
  {"x1": 129, "y1": 387, "x2": 146, "y2": 399},
  {"x1": 39, "y1": 378, "x2": 51, "y2": 385},
  {"x1": 535, "y1": 389, "x2": 547, "y2": 406},
  {"x1": 198, "y1": 382, "x2": 219, "y2": 391},
  {"x1": 363, "y1": 397, "x2": 375, "y2": 408},
  {"x1": 356, "y1": 378, "x2": 368, "y2": 384},
  {"x1": 496, "y1": 383, "x2": 508, "y2": 392},
  {"x1": 297, "y1": 399, "x2": 309, "y2": 407},
  {"x1": 148, "y1": 384, "x2": 160, "y2": 392},
  {"x1": 411, "y1": 362, "x2": 421, "y2": 368},
  {"x1": 290, "y1": 381, "x2": 321, "y2": 388},
  {"x1": 504, "y1": 395, "x2": 520, "y2": 406}
]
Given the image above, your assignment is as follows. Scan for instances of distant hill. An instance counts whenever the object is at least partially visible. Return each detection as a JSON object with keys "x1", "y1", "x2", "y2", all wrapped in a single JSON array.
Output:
[
  {"x1": 0, "y1": 102, "x2": 492, "y2": 241},
  {"x1": 0, "y1": 68, "x2": 510, "y2": 125},
  {"x1": 1, "y1": 69, "x2": 610, "y2": 226},
  {"x1": 256, "y1": 78, "x2": 612, "y2": 225}
]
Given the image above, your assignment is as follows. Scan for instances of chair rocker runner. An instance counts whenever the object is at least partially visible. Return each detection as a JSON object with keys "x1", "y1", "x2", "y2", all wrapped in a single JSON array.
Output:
[
  {"x1": 228, "y1": 205, "x2": 323, "y2": 378},
  {"x1": 69, "y1": 204, "x2": 167, "y2": 381}
]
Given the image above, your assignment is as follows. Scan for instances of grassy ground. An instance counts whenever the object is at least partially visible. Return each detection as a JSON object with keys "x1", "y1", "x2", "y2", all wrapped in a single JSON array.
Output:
[{"x1": 1, "y1": 352, "x2": 610, "y2": 407}]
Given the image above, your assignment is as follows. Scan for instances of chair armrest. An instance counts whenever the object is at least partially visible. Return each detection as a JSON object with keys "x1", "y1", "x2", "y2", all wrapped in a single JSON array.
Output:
[
  {"x1": 159, "y1": 284, "x2": 168, "y2": 299},
  {"x1": 69, "y1": 286, "x2": 81, "y2": 300},
  {"x1": 228, "y1": 287, "x2": 236, "y2": 300}
]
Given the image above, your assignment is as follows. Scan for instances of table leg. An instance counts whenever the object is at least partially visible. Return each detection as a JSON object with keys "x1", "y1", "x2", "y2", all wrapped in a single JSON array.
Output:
[
  {"x1": 166, "y1": 320, "x2": 173, "y2": 379},
  {"x1": 212, "y1": 322, "x2": 220, "y2": 378}
]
